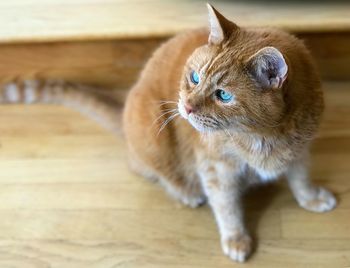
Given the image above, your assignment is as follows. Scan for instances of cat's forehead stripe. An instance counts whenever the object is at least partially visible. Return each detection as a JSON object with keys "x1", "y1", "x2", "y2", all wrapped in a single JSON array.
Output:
[
  {"x1": 200, "y1": 60, "x2": 211, "y2": 75},
  {"x1": 206, "y1": 52, "x2": 223, "y2": 74}
]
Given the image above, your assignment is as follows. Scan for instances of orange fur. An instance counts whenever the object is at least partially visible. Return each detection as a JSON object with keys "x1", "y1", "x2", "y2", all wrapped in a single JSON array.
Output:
[{"x1": 123, "y1": 4, "x2": 336, "y2": 262}]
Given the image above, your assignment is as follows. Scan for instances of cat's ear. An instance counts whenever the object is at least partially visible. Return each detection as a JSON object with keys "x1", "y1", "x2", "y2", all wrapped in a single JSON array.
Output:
[
  {"x1": 207, "y1": 4, "x2": 238, "y2": 45},
  {"x1": 247, "y1": 46, "x2": 288, "y2": 90}
]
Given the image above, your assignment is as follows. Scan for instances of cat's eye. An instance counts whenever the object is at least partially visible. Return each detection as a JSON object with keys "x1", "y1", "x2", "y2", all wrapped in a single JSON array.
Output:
[
  {"x1": 190, "y1": 71, "x2": 200, "y2": 85},
  {"x1": 215, "y1": 89, "x2": 233, "y2": 103}
]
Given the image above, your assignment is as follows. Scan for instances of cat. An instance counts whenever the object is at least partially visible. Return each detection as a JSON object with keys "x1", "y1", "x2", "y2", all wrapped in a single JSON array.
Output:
[
  {"x1": 122, "y1": 4, "x2": 337, "y2": 262},
  {"x1": 0, "y1": 4, "x2": 337, "y2": 263}
]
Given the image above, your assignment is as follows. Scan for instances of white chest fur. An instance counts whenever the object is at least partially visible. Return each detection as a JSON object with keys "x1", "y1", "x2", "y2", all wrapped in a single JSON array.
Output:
[
  {"x1": 254, "y1": 167, "x2": 283, "y2": 182},
  {"x1": 220, "y1": 136, "x2": 289, "y2": 183}
]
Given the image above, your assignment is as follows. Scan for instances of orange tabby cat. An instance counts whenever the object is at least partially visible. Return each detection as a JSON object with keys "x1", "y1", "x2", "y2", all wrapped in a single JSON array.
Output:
[
  {"x1": 123, "y1": 4, "x2": 336, "y2": 262},
  {"x1": 0, "y1": 4, "x2": 337, "y2": 263}
]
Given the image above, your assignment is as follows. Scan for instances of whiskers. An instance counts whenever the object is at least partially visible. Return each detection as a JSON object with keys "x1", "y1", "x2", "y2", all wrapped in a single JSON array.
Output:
[
  {"x1": 150, "y1": 100, "x2": 180, "y2": 136},
  {"x1": 153, "y1": 100, "x2": 178, "y2": 107},
  {"x1": 151, "y1": 108, "x2": 178, "y2": 127},
  {"x1": 157, "y1": 111, "x2": 180, "y2": 136}
]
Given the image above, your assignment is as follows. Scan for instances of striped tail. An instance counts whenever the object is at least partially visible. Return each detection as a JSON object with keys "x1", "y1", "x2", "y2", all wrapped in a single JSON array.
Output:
[{"x1": 0, "y1": 80, "x2": 124, "y2": 134}]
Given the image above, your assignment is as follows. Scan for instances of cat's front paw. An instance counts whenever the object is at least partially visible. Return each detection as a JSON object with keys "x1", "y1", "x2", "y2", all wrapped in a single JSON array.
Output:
[
  {"x1": 221, "y1": 232, "x2": 252, "y2": 263},
  {"x1": 297, "y1": 187, "x2": 337, "y2": 213}
]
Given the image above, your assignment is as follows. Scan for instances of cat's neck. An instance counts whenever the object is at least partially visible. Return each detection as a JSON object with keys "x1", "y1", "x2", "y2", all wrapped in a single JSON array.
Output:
[
  {"x1": 213, "y1": 130, "x2": 282, "y2": 155},
  {"x1": 200, "y1": 127, "x2": 307, "y2": 176}
]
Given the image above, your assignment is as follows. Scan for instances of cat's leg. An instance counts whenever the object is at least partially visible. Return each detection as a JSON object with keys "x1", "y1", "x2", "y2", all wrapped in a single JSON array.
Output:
[
  {"x1": 286, "y1": 159, "x2": 337, "y2": 213},
  {"x1": 199, "y1": 160, "x2": 252, "y2": 263}
]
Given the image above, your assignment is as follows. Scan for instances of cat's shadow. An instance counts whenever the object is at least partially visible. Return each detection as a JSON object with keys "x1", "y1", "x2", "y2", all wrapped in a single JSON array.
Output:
[{"x1": 242, "y1": 181, "x2": 285, "y2": 253}]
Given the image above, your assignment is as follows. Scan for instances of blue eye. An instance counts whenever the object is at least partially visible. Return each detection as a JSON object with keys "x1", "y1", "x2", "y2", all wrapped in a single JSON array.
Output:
[
  {"x1": 215, "y1": 89, "x2": 233, "y2": 103},
  {"x1": 190, "y1": 71, "x2": 200, "y2": 85}
]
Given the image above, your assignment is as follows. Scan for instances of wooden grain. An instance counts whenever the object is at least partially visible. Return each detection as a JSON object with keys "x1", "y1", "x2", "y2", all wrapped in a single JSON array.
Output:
[
  {"x1": 0, "y1": 39, "x2": 162, "y2": 88},
  {"x1": 0, "y1": 239, "x2": 349, "y2": 268},
  {"x1": 299, "y1": 32, "x2": 350, "y2": 80},
  {"x1": 0, "y1": 33, "x2": 349, "y2": 91},
  {"x1": 281, "y1": 209, "x2": 350, "y2": 239},
  {"x1": 0, "y1": 0, "x2": 350, "y2": 44},
  {"x1": 0, "y1": 81, "x2": 348, "y2": 267}
]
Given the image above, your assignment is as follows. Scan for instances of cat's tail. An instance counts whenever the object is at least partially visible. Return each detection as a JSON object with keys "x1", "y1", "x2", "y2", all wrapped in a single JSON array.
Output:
[{"x1": 0, "y1": 79, "x2": 124, "y2": 134}]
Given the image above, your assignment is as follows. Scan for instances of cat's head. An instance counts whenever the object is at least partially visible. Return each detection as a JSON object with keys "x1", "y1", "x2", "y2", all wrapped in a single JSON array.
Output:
[{"x1": 178, "y1": 4, "x2": 288, "y2": 134}]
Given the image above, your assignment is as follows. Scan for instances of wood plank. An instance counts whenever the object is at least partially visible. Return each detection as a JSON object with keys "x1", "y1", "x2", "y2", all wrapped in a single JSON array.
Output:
[
  {"x1": 0, "y1": 159, "x2": 132, "y2": 184},
  {"x1": 0, "y1": 40, "x2": 161, "y2": 88},
  {"x1": 299, "y1": 32, "x2": 350, "y2": 80},
  {"x1": 0, "y1": 105, "x2": 110, "y2": 135},
  {"x1": 0, "y1": 183, "x2": 174, "y2": 210},
  {"x1": 0, "y1": 239, "x2": 349, "y2": 268},
  {"x1": 0, "y1": 136, "x2": 118, "y2": 159},
  {"x1": 319, "y1": 81, "x2": 350, "y2": 137},
  {"x1": 0, "y1": 209, "x2": 280, "y2": 241},
  {"x1": 281, "y1": 209, "x2": 350, "y2": 239},
  {"x1": 244, "y1": 179, "x2": 350, "y2": 211},
  {"x1": 0, "y1": 0, "x2": 349, "y2": 44}
]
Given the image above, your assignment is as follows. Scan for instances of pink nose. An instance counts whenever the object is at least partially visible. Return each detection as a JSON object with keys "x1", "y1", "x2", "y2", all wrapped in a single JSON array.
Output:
[{"x1": 184, "y1": 103, "x2": 194, "y2": 114}]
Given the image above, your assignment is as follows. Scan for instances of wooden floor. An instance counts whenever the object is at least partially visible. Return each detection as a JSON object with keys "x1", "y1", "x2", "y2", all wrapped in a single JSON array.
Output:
[{"x1": 0, "y1": 81, "x2": 349, "y2": 267}]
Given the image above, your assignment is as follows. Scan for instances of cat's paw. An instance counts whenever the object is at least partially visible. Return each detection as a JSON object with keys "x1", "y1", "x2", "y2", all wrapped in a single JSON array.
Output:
[
  {"x1": 297, "y1": 187, "x2": 337, "y2": 213},
  {"x1": 221, "y1": 232, "x2": 252, "y2": 263},
  {"x1": 161, "y1": 179, "x2": 206, "y2": 208}
]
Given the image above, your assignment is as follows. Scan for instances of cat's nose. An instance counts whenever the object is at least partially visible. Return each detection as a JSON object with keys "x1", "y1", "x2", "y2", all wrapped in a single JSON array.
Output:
[{"x1": 184, "y1": 103, "x2": 195, "y2": 114}]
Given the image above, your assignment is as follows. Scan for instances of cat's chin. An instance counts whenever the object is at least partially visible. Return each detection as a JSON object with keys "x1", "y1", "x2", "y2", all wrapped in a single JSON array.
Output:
[{"x1": 187, "y1": 117, "x2": 214, "y2": 133}]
